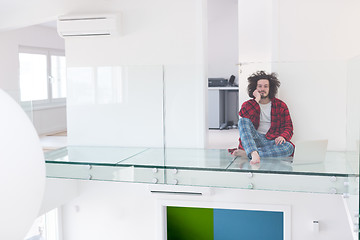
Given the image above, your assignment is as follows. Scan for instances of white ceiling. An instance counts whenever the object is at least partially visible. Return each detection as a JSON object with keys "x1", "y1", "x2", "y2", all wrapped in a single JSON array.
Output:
[{"x1": 39, "y1": 21, "x2": 57, "y2": 29}]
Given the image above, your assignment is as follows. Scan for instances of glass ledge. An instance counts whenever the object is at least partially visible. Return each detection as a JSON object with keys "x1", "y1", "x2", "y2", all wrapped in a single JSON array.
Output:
[{"x1": 45, "y1": 146, "x2": 359, "y2": 194}]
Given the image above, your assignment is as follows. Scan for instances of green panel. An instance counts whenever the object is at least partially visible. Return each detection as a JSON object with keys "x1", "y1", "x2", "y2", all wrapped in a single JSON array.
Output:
[{"x1": 167, "y1": 206, "x2": 213, "y2": 240}]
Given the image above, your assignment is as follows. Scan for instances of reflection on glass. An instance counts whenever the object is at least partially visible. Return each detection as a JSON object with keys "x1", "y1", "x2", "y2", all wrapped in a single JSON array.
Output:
[
  {"x1": 231, "y1": 157, "x2": 293, "y2": 172},
  {"x1": 67, "y1": 66, "x2": 124, "y2": 106},
  {"x1": 51, "y1": 55, "x2": 67, "y2": 99},
  {"x1": 66, "y1": 65, "x2": 164, "y2": 148},
  {"x1": 67, "y1": 67, "x2": 95, "y2": 105},
  {"x1": 97, "y1": 67, "x2": 123, "y2": 104},
  {"x1": 19, "y1": 53, "x2": 47, "y2": 101}
]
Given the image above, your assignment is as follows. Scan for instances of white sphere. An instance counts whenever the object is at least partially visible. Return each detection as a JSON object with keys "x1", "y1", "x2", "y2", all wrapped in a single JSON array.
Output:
[{"x1": 0, "y1": 89, "x2": 45, "y2": 239}]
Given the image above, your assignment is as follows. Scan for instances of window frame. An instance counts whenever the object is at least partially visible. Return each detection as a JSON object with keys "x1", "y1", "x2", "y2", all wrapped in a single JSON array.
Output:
[{"x1": 19, "y1": 46, "x2": 66, "y2": 110}]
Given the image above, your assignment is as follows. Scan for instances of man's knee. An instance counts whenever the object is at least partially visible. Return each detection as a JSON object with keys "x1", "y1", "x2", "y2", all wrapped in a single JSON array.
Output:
[
  {"x1": 238, "y1": 117, "x2": 252, "y2": 126},
  {"x1": 285, "y1": 142, "x2": 294, "y2": 155}
]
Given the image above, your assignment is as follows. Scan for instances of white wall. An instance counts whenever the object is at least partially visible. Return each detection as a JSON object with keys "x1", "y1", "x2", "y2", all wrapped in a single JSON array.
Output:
[
  {"x1": 207, "y1": 0, "x2": 239, "y2": 83},
  {"x1": 277, "y1": 0, "x2": 360, "y2": 62},
  {"x1": 60, "y1": 180, "x2": 353, "y2": 240},
  {"x1": 67, "y1": 66, "x2": 165, "y2": 147},
  {"x1": 238, "y1": 0, "x2": 360, "y2": 150},
  {"x1": 237, "y1": 0, "x2": 276, "y2": 109},
  {"x1": 0, "y1": 25, "x2": 67, "y2": 135},
  {"x1": 238, "y1": 0, "x2": 276, "y2": 63},
  {"x1": 64, "y1": 0, "x2": 207, "y2": 148},
  {"x1": 0, "y1": 0, "x2": 67, "y2": 31},
  {"x1": 39, "y1": 178, "x2": 78, "y2": 216},
  {"x1": 276, "y1": 0, "x2": 360, "y2": 150}
]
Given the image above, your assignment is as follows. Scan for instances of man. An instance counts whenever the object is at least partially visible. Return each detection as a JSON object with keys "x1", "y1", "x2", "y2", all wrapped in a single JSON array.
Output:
[{"x1": 231, "y1": 71, "x2": 294, "y2": 164}]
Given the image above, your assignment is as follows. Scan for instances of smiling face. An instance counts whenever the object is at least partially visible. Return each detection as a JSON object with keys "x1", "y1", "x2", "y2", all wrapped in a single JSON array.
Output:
[{"x1": 256, "y1": 79, "x2": 270, "y2": 99}]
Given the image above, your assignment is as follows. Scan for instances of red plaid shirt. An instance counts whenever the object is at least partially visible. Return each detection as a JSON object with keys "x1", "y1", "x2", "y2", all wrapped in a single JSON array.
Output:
[{"x1": 238, "y1": 98, "x2": 294, "y2": 149}]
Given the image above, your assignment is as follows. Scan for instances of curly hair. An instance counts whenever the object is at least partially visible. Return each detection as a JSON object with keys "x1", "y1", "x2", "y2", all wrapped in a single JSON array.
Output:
[{"x1": 247, "y1": 71, "x2": 280, "y2": 99}]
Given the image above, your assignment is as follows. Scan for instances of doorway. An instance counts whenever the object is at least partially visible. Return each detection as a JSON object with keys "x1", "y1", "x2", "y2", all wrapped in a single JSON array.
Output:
[{"x1": 207, "y1": 0, "x2": 239, "y2": 149}]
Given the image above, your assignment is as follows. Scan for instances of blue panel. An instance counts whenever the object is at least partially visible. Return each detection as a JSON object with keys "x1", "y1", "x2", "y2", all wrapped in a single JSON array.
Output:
[{"x1": 213, "y1": 209, "x2": 283, "y2": 240}]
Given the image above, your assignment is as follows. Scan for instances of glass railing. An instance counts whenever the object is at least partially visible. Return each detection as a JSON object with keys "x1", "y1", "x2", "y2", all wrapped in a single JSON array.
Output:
[
  {"x1": 66, "y1": 65, "x2": 165, "y2": 148},
  {"x1": 36, "y1": 61, "x2": 359, "y2": 234},
  {"x1": 45, "y1": 146, "x2": 357, "y2": 195},
  {"x1": 44, "y1": 62, "x2": 359, "y2": 179},
  {"x1": 346, "y1": 56, "x2": 360, "y2": 237}
]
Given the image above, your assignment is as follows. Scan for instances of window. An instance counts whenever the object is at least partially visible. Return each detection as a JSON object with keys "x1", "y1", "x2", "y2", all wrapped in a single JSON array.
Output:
[{"x1": 19, "y1": 47, "x2": 66, "y2": 108}]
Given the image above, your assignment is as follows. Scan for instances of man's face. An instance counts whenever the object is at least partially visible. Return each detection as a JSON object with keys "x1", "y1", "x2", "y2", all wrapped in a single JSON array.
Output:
[{"x1": 256, "y1": 79, "x2": 270, "y2": 99}]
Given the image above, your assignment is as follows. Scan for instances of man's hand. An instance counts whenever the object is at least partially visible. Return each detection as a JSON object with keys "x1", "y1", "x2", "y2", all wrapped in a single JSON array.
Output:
[
  {"x1": 253, "y1": 90, "x2": 261, "y2": 103},
  {"x1": 275, "y1": 136, "x2": 285, "y2": 145}
]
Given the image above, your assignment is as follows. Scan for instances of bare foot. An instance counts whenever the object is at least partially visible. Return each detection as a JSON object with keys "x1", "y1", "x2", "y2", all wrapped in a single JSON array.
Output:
[
  {"x1": 231, "y1": 149, "x2": 247, "y2": 157},
  {"x1": 250, "y1": 151, "x2": 260, "y2": 164}
]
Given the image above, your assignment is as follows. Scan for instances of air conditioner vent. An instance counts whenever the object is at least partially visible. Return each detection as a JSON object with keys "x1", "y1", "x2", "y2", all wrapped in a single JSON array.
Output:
[
  {"x1": 59, "y1": 17, "x2": 107, "y2": 21},
  {"x1": 57, "y1": 14, "x2": 121, "y2": 38}
]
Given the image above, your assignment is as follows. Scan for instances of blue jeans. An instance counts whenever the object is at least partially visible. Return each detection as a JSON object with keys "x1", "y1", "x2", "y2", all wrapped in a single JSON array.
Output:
[{"x1": 238, "y1": 118, "x2": 294, "y2": 159}]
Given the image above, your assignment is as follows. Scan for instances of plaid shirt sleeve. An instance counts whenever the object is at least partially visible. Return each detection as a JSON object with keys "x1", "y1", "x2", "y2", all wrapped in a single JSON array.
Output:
[
  {"x1": 239, "y1": 99, "x2": 260, "y2": 128},
  {"x1": 237, "y1": 99, "x2": 260, "y2": 149}
]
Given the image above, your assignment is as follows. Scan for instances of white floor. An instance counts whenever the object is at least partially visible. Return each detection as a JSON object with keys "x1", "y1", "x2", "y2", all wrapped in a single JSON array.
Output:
[
  {"x1": 207, "y1": 129, "x2": 239, "y2": 149},
  {"x1": 39, "y1": 129, "x2": 239, "y2": 151},
  {"x1": 39, "y1": 132, "x2": 67, "y2": 151}
]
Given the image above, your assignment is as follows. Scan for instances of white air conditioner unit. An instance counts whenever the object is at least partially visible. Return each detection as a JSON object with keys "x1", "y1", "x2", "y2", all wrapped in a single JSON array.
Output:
[{"x1": 57, "y1": 14, "x2": 121, "y2": 38}]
